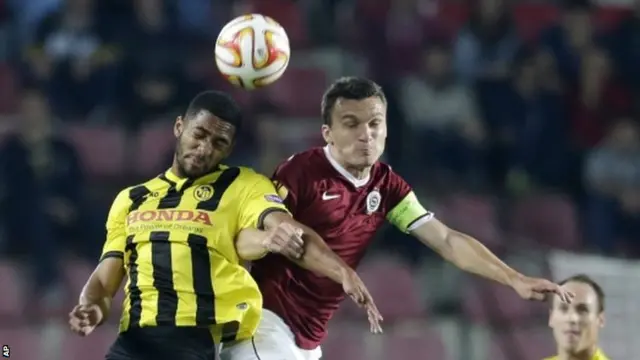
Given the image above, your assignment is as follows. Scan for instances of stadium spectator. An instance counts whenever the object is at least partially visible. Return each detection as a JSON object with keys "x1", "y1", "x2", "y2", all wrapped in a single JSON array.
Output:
[
  {"x1": 608, "y1": 0, "x2": 640, "y2": 92},
  {"x1": 23, "y1": 0, "x2": 120, "y2": 121},
  {"x1": 567, "y1": 48, "x2": 631, "y2": 151},
  {"x1": 117, "y1": 0, "x2": 187, "y2": 129},
  {"x1": 481, "y1": 48, "x2": 572, "y2": 192},
  {"x1": 584, "y1": 118, "x2": 640, "y2": 255},
  {"x1": 540, "y1": 0, "x2": 593, "y2": 83},
  {"x1": 0, "y1": 87, "x2": 78, "y2": 295},
  {"x1": 452, "y1": 0, "x2": 519, "y2": 84},
  {"x1": 398, "y1": 42, "x2": 485, "y2": 187}
]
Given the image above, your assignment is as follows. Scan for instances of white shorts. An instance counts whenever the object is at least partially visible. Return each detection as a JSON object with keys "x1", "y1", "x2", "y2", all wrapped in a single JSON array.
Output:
[{"x1": 219, "y1": 309, "x2": 322, "y2": 360}]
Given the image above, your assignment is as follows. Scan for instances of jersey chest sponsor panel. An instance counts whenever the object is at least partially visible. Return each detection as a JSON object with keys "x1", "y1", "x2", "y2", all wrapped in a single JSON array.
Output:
[{"x1": 102, "y1": 166, "x2": 287, "y2": 341}]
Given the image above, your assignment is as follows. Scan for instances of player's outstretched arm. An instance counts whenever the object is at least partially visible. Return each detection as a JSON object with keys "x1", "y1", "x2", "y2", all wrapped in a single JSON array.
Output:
[
  {"x1": 410, "y1": 219, "x2": 574, "y2": 303},
  {"x1": 69, "y1": 257, "x2": 125, "y2": 336}
]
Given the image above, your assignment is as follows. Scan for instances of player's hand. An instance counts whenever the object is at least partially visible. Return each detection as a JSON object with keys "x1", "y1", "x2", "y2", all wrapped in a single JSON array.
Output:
[
  {"x1": 68, "y1": 304, "x2": 103, "y2": 336},
  {"x1": 340, "y1": 268, "x2": 384, "y2": 334},
  {"x1": 511, "y1": 275, "x2": 575, "y2": 303},
  {"x1": 263, "y1": 222, "x2": 305, "y2": 259}
]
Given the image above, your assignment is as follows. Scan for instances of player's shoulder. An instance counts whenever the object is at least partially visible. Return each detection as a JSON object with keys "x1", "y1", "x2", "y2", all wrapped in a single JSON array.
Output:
[
  {"x1": 234, "y1": 165, "x2": 270, "y2": 182},
  {"x1": 227, "y1": 166, "x2": 274, "y2": 191},
  {"x1": 277, "y1": 147, "x2": 325, "y2": 171},
  {"x1": 370, "y1": 160, "x2": 403, "y2": 184},
  {"x1": 113, "y1": 175, "x2": 167, "y2": 204}
]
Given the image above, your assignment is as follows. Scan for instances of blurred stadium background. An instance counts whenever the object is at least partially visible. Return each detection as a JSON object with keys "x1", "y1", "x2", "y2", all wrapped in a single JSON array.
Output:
[{"x1": 1, "y1": 0, "x2": 639, "y2": 359}]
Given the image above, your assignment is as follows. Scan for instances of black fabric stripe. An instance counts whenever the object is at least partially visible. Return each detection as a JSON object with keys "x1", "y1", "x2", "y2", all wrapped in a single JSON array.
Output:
[
  {"x1": 220, "y1": 321, "x2": 240, "y2": 343},
  {"x1": 251, "y1": 337, "x2": 263, "y2": 360},
  {"x1": 100, "y1": 251, "x2": 123, "y2": 262},
  {"x1": 150, "y1": 231, "x2": 178, "y2": 325},
  {"x1": 158, "y1": 173, "x2": 175, "y2": 187},
  {"x1": 128, "y1": 186, "x2": 151, "y2": 212},
  {"x1": 256, "y1": 208, "x2": 288, "y2": 230},
  {"x1": 196, "y1": 167, "x2": 241, "y2": 211},
  {"x1": 188, "y1": 234, "x2": 215, "y2": 325},
  {"x1": 126, "y1": 235, "x2": 142, "y2": 327},
  {"x1": 406, "y1": 212, "x2": 432, "y2": 230},
  {"x1": 157, "y1": 185, "x2": 182, "y2": 209}
]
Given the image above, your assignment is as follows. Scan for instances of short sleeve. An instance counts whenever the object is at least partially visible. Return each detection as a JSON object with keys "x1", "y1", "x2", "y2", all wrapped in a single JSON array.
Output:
[
  {"x1": 385, "y1": 171, "x2": 433, "y2": 233},
  {"x1": 271, "y1": 155, "x2": 304, "y2": 211},
  {"x1": 238, "y1": 173, "x2": 290, "y2": 231},
  {"x1": 100, "y1": 189, "x2": 133, "y2": 262}
]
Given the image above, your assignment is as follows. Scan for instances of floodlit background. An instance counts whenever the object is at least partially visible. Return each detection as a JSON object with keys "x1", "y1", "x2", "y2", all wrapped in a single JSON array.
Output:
[{"x1": 0, "y1": 0, "x2": 639, "y2": 359}]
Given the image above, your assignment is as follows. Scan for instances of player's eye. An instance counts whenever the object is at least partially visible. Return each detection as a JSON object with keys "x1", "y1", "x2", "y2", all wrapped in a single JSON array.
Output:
[
  {"x1": 214, "y1": 139, "x2": 228, "y2": 147},
  {"x1": 576, "y1": 305, "x2": 589, "y2": 313}
]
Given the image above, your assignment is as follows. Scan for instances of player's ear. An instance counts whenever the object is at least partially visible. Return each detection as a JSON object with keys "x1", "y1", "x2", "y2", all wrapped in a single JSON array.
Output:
[
  {"x1": 321, "y1": 124, "x2": 332, "y2": 144},
  {"x1": 174, "y1": 116, "x2": 184, "y2": 138},
  {"x1": 598, "y1": 313, "x2": 605, "y2": 328},
  {"x1": 222, "y1": 141, "x2": 235, "y2": 158}
]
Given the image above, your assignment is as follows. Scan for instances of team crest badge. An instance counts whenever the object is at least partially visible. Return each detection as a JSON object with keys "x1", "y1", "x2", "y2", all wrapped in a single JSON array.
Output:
[
  {"x1": 194, "y1": 184, "x2": 214, "y2": 201},
  {"x1": 365, "y1": 189, "x2": 381, "y2": 214}
]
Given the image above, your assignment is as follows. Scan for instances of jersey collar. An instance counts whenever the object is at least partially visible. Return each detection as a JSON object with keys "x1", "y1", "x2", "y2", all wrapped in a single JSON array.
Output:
[
  {"x1": 323, "y1": 145, "x2": 370, "y2": 188},
  {"x1": 164, "y1": 168, "x2": 182, "y2": 183}
]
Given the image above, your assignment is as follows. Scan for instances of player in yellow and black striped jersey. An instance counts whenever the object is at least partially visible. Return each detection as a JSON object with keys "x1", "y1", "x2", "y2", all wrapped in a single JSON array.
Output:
[
  {"x1": 67, "y1": 91, "x2": 380, "y2": 360},
  {"x1": 104, "y1": 165, "x2": 287, "y2": 340}
]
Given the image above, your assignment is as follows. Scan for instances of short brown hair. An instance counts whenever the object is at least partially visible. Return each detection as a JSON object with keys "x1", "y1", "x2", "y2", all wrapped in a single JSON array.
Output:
[
  {"x1": 321, "y1": 77, "x2": 387, "y2": 126},
  {"x1": 554, "y1": 274, "x2": 605, "y2": 313}
]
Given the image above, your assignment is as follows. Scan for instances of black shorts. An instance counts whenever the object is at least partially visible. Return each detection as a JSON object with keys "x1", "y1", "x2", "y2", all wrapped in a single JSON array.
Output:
[{"x1": 105, "y1": 327, "x2": 217, "y2": 360}]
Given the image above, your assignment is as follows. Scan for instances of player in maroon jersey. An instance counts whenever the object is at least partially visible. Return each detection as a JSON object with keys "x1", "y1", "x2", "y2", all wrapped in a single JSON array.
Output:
[{"x1": 220, "y1": 77, "x2": 574, "y2": 360}]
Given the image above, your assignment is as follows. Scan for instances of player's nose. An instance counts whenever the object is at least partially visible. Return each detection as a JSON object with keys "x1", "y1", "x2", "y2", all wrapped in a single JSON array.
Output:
[{"x1": 357, "y1": 127, "x2": 374, "y2": 142}]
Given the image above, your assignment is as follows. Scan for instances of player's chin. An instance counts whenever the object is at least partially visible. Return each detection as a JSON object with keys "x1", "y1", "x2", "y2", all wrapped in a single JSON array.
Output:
[
  {"x1": 357, "y1": 153, "x2": 380, "y2": 167},
  {"x1": 183, "y1": 164, "x2": 208, "y2": 178}
]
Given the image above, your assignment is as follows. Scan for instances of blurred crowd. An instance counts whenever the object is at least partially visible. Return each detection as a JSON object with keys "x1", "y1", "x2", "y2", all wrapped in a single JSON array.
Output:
[{"x1": 0, "y1": 0, "x2": 639, "y2": 339}]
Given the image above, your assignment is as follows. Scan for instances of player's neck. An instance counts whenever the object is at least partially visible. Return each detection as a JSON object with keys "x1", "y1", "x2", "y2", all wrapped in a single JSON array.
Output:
[
  {"x1": 171, "y1": 159, "x2": 187, "y2": 179},
  {"x1": 558, "y1": 346, "x2": 597, "y2": 360},
  {"x1": 327, "y1": 145, "x2": 371, "y2": 180}
]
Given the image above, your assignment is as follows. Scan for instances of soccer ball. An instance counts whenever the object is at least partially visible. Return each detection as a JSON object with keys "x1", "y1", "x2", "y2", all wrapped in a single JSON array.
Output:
[{"x1": 215, "y1": 14, "x2": 290, "y2": 90}]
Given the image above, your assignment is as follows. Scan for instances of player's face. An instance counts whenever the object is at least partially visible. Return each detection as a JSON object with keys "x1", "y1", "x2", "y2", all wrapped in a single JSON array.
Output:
[
  {"x1": 549, "y1": 282, "x2": 604, "y2": 354},
  {"x1": 322, "y1": 97, "x2": 387, "y2": 168},
  {"x1": 173, "y1": 111, "x2": 235, "y2": 178}
]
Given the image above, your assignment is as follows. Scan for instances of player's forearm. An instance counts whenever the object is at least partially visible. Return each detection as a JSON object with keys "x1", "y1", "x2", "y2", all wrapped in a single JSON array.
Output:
[
  {"x1": 79, "y1": 258, "x2": 125, "y2": 325},
  {"x1": 235, "y1": 228, "x2": 269, "y2": 260},
  {"x1": 442, "y1": 230, "x2": 522, "y2": 286},
  {"x1": 262, "y1": 212, "x2": 352, "y2": 285},
  {"x1": 79, "y1": 275, "x2": 113, "y2": 325},
  {"x1": 293, "y1": 233, "x2": 351, "y2": 285}
]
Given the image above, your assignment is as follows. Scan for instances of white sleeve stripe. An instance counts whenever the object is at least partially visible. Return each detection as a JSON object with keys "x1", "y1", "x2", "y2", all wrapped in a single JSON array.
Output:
[{"x1": 407, "y1": 212, "x2": 434, "y2": 232}]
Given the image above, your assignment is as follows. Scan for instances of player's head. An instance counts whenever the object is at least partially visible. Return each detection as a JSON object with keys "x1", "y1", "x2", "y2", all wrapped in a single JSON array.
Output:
[
  {"x1": 321, "y1": 77, "x2": 387, "y2": 169},
  {"x1": 173, "y1": 90, "x2": 242, "y2": 178},
  {"x1": 549, "y1": 274, "x2": 604, "y2": 355}
]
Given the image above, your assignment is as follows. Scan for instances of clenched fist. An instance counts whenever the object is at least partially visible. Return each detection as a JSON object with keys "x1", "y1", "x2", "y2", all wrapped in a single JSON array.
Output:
[
  {"x1": 69, "y1": 304, "x2": 103, "y2": 336},
  {"x1": 263, "y1": 222, "x2": 305, "y2": 259}
]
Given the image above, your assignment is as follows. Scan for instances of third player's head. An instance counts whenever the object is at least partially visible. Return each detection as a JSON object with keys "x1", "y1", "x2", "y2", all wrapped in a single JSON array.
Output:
[
  {"x1": 321, "y1": 77, "x2": 387, "y2": 171},
  {"x1": 173, "y1": 91, "x2": 242, "y2": 178},
  {"x1": 549, "y1": 274, "x2": 605, "y2": 356}
]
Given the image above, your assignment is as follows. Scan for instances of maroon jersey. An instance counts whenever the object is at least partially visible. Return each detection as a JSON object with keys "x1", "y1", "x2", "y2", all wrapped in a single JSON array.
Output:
[{"x1": 250, "y1": 147, "x2": 415, "y2": 350}]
